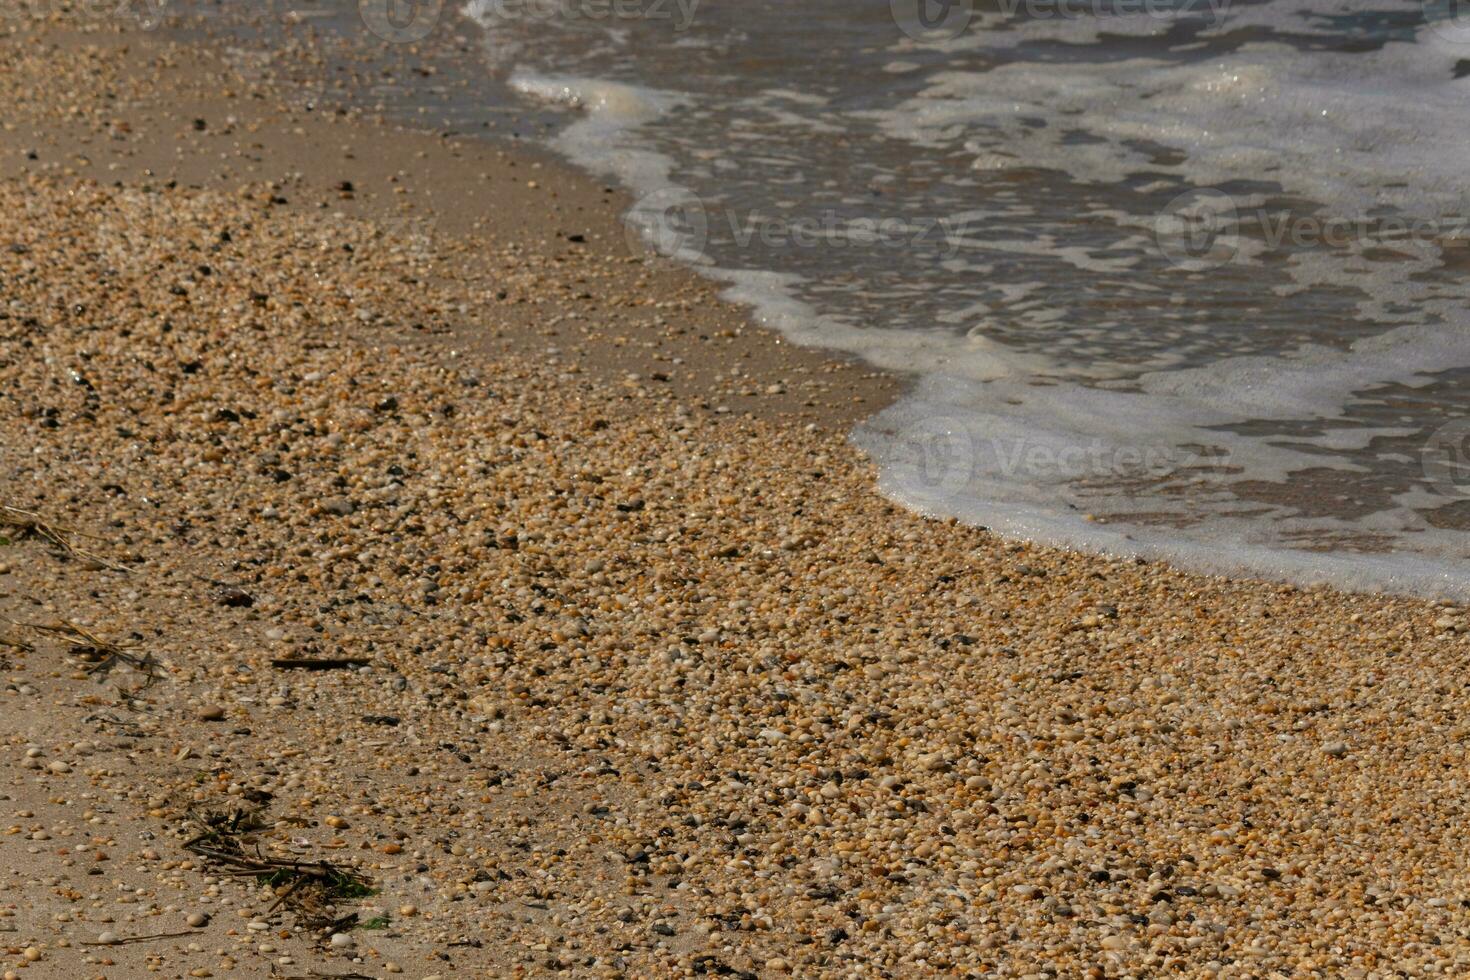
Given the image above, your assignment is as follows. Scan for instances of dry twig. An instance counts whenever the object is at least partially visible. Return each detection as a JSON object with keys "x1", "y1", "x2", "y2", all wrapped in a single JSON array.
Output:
[
  {"x1": 0, "y1": 503, "x2": 127, "y2": 571},
  {"x1": 82, "y1": 929, "x2": 195, "y2": 946},
  {"x1": 181, "y1": 807, "x2": 374, "y2": 930},
  {"x1": 0, "y1": 630, "x2": 32, "y2": 652},
  {"x1": 6, "y1": 619, "x2": 160, "y2": 683}
]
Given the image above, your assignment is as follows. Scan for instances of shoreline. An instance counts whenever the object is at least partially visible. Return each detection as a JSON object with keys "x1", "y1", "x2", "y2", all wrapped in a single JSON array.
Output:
[
  {"x1": 5, "y1": 6, "x2": 903, "y2": 432},
  {"x1": 1, "y1": 11, "x2": 1469, "y2": 979}
]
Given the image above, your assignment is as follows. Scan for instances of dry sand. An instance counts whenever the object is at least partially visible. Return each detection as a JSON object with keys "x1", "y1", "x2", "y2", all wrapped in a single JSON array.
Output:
[{"x1": 1, "y1": 10, "x2": 1469, "y2": 980}]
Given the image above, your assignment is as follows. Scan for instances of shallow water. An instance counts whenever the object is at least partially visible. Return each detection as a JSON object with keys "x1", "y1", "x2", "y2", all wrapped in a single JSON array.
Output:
[
  {"x1": 462, "y1": 0, "x2": 1470, "y2": 597},
  {"x1": 211, "y1": 0, "x2": 1470, "y2": 597}
]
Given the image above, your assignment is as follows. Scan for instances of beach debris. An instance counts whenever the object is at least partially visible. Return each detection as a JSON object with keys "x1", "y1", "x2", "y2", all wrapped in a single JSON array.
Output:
[
  {"x1": 7, "y1": 619, "x2": 160, "y2": 683},
  {"x1": 83, "y1": 928, "x2": 196, "y2": 946},
  {"x1": 271, "y1": 656, "x2": 373, "y2": 670},
  {"x1": 216, "y1": 585, "x2": 256, "y2": 608},
  {"x1": 193, "y1": 573, "x2": 256, "y2": 607},
  {"x1": 0, "y1": 629, "x2": 32, "y2": 652},
  {"x1": 0, "y1": 503, "x2": 127, "y2": 571},
  {"x1": 82, "y1": 711, "x2": 150, "y2": 737},
  {"x1": 181, "y1": 806, "x2": 374, "y2": 929}
]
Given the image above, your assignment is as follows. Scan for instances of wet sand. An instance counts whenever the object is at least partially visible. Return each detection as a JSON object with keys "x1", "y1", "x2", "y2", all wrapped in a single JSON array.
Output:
[{"x1": 1, "y1": 11, "x2": 1469, "y2": 980}]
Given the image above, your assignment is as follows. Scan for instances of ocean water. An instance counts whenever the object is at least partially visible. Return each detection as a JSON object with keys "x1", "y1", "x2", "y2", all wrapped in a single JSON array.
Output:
[{"x1": 223, "y1": 0, "x2": 1470, "y2": 597}]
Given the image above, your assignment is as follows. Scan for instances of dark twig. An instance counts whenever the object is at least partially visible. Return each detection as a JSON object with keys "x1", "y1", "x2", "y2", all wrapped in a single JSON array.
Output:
[
  {"x1": 271, "y1": 657, "x2": 372, "y2": 670},
  {"x1": 82, "y1": 929, "x2": 195, "y2": 946},
  {"x1": 83, "y1": 711, "x2": 151, "y2": 737},
  {"x1": 181, "y1": 808, "x2": 374, "y2": 929}
]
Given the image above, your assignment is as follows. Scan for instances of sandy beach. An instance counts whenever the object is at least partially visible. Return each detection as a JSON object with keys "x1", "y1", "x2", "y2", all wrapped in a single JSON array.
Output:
[{"x1": 2, "y1": 9, "x2": 1469, "y2": 979}]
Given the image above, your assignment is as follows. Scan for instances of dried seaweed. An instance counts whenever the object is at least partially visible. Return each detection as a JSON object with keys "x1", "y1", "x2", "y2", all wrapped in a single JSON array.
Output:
[
  {"x1": 181, "y1": 807, "x2": 375, "y2": 931},
  {"x1": 7, "y1": 619, "x2": 160, "y2": 684},
  {"x1": 0, "y1": 503, "x2": 128, "y2": 571}
]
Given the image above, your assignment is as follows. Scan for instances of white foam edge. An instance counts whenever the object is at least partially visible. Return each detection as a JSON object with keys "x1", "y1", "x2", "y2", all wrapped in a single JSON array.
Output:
[{"x1": 496, "y1": 55, "x2": 1470, "y2": 599}]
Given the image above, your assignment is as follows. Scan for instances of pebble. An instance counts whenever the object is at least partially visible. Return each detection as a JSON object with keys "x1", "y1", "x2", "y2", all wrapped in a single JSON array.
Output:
[
  {"x1": 187, "y1": 912, "x2": 209, "y2": 928},
  {"x1": 319, "y1": 497, "x2": 356, "y2": 517},
  {"x1": 198, "y1": 705, "x2": 226, "y2": 721}
]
